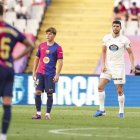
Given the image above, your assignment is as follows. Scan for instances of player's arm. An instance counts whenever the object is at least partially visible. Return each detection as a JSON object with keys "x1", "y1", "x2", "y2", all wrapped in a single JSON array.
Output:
[
  {"x1": 56, "y1": 59, "x2": 63, "y2": 75},
  {"x1": 32, "y1": 56, "x2": 40, "y2": 81},
  {"x1": 101, "y1": 45, "x2": 107, "y2": 72},
  {"x1": 13, "y1": 39, "x2": 34, "y2": 61},
  {"x1": 126, "y1": 47, "x2": 135, "y2": 73},
  {"x1": 53, "y1": 59, "x2": 63, "y2": 83}
]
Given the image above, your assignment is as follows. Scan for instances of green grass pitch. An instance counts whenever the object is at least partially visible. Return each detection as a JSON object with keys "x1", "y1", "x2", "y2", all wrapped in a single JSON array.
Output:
[{"x1": 0, "y1": 106, "x2": 140, "y2": 140}]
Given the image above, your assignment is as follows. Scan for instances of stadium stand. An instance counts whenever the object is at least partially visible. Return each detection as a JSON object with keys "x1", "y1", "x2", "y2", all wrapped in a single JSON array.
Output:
[
  {"x1": 25, "y1": 0, "x2": 114, "y2": 74},
  {"x1": 3, "y1": 0, "x2": 46, "y2": 73},
  {"x1": 113, "y1": 0, "x2": 140, "y2": 35},
  {"x1": 4, "y1": 0, "x2": 46, "y2": 36}
]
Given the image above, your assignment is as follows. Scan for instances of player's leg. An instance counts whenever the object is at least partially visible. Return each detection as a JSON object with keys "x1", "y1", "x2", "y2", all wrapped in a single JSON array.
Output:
[
  {"x1": 98, "y1": 78, "x2": 109, "y2": 111},
  {"x1": 93, "y1": 71, "x2": 111, "y2": 117},
  {"x1": 93, "y1": 78, "x2": 109, "y2": 117},
  {"x1": 0, "y1": 97, "x2": 12, "y2": 140},
  {"x1": 45, "y1": 76, "x2": 55, "y2": 120},
  {"x1": 0, "y1": 67, "x2": 13, "y2": 140},
  {"x1": 116, "y1": 84, "x2": 125, "y2": 118},
  {"x1": 45, "y1": 93, "x2": 53, "y2": 119},
  {"x1": 113, "y1": 67, "x2": 125, "y2": 118},
  {"x1": 32, "y1": 73, "x2": 44, "y2": 119}
]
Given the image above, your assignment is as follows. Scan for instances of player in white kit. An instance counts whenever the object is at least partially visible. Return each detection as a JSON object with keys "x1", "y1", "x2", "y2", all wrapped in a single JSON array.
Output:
[{"x1": 93, "y1": 20, "x2": 135, "y2": 118}]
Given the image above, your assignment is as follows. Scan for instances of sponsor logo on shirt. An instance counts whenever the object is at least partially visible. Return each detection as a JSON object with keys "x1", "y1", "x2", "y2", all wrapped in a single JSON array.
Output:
[
  {"x1": 109, "y1": 44, "x2": 119, "y2": 51},
  {"x1": 43, "y1": 57, "x2": 50, "y2": 64}
]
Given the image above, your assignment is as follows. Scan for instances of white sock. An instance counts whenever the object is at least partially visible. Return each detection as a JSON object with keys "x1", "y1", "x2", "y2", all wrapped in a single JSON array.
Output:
[
  {"x1": 37, "y1": 112, "x2": 41, "y2": 115},
  {"x1": 45, "y1": 113, "x2": 50, "y2": 116},
  {"x1": 99, "y1": 91, "x2": 105, "y2": 111},
  {"x1": 0, "y1": 134, "x2": 7, "y2": 140},
  {"x1": 118, "y1": 94, "x2": 125, "y2": 113}
]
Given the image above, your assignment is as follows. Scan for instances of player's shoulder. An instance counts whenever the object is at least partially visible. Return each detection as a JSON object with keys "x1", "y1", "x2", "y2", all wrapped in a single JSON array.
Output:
[
  {"x1": 119, "y1": 34, "x2": 130, "y2": 42},
  {"x1": 2, "y1": 21, "x2": 15, "y2": 31},
  {"x1": 39, "y1": 42, "x2": 46, "y2": 47},
  {"x1": 2, "y1": 21, "x2": 22, "y2": 36},
  {"x1": 4, "y1": 21, "x2": 17, "y2": 31},
  {"x1": 119, "y1": 34, "x2": 129, "y2": 39},
  {"x1": 54, "y1": 42, "x2": 62, "y2": 48},
  {"x1": 103, "y1": 33, "x2": 112, "y2": 41}
]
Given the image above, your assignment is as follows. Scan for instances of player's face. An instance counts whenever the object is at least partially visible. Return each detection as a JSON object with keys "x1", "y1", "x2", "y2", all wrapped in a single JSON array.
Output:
[
  {"x1": 46, "y1": 32, "x2": 55, "y2": 42},
  {"x1": 112, "y1": 24, "x2": 121, "y2": 34}
]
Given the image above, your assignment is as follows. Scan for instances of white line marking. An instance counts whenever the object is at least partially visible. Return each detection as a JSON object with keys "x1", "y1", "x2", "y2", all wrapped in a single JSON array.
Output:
[
  {"x1": 49, "y1": 127, "x2": 118, "y2": 137},
  {"x1": 49, "y1": 127, "x2": 140, "y2": 139}
]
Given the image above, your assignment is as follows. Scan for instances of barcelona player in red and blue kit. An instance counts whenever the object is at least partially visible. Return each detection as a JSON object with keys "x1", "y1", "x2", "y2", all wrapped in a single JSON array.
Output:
[
  {"x1": 0, "y1": 2, "x2": 34, "y2": 140},
  {"x1": 32, "y1": 27, "x2": 63, "y2": 120}
]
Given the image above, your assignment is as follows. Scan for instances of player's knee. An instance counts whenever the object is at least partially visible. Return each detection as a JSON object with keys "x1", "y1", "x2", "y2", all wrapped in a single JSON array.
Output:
[
  {"x1": 2, "y1": 97, "x2": 12, "y2": 105},
  {"x1": 117, "y1": 88, "x2": 123, "y2": 95},
  {"x1": 47, "y1": 93, "x2": 53, "y2": 97},
  {"x1": 47, "y1": 93, "x2": 53, "y2": 102},
  {"x1": 98, "y1": 86, "x2": 104, "y2": 92},
  {"x1": 36, "y1": 91, "x2": 42, "y2": 95}
]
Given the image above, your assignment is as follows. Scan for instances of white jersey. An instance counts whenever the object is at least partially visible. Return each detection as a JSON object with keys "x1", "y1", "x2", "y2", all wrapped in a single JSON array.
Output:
[{"x1": 102, "y1": 33, "x2": 131, "y2": 67}]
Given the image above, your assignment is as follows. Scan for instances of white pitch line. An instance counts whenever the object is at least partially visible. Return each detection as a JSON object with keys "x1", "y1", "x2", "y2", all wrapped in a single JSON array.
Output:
[
  {"x1": 49, "y1": 127, "x2": 118, "y2": 137},
  {"x1": 49, "y1": 127, "x2": 140, "y2": 139}
]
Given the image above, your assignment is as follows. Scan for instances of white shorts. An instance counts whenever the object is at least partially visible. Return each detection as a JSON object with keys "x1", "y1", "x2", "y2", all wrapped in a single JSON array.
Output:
[{"x1": 100, "y1": 66, "x2": 125, "y2": 84}]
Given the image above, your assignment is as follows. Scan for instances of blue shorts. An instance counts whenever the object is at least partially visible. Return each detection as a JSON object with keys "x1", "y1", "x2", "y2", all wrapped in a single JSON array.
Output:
[
  {"x1": 35, "y1": 73, "x2": 55, "y2": 93},
  {"x1": 0, "y1": 65, "x2": 14, "y2": 97}
]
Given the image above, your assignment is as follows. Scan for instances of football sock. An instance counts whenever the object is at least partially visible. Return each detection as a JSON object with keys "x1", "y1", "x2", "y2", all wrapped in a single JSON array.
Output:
[
  {"x1": 47, "y1": 94, "x2": 53, "y2": 113},
  {"x1": 118, "y1": 94, "x2": 125, "y2": 113},
  {"x1": 0, "y1": 134, "x2": 7, "y2": 140},
  {"x1": 45, "y1": 113, "x2": 50, "y2": 116},
  {"x1": 2, "y1": 105, "x2": 11, "y2": 134},
  {"x1": 99, "y1": 91, "x2": 105, "y2": 111},
  {"x1": 37, "y1": 112, "x2": 41, "y2": 115},
  {"x1": 35, "y1": 95, "x2": 41, "y2": 112}
]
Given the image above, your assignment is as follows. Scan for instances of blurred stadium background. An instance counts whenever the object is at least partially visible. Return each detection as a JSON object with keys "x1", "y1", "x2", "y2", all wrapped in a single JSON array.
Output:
[
  {"x1": 1, "y1": 0, "x2": 140, "y2": 140},
  {"x1": 1, "y1": 0, "x2": 140, "y2": 106}
]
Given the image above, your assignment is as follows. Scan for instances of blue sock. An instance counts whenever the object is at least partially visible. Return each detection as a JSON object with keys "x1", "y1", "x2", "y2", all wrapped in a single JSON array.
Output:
[
  {"x1": 2, "y1": 105, "x2": 11, "y2": 134},
  {"x1": 35, "y1": 95, "x2": 41, "y2": 112},
  {"x1": 47, "y1": 94, "x2": 53, "y2": 113}
]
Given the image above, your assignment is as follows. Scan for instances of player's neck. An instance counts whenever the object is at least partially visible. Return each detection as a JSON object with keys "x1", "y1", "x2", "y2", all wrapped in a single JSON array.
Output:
[
  {"x1": 0, "y1": 16, "x2": 3, "y2": 21},
  {"x1": 47, "y1": 41, "x2": 55, "y2": 46},
  {"x1": 112, "y1": 33, "x2": 120, "y2": 38}
]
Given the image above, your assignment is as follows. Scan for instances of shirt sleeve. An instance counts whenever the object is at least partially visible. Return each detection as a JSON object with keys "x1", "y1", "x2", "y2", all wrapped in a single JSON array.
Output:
[
  {"x1": 125, "y1": 37, "x2": 131, "y2": 49},
  {"x1": 102, "y1": 35, "x2": 107, "y2": 46},
  {"x1": 57, "y1": 46, "x2": 63, "y2": 59},
  {"x1": 14, "y1": 27, "x2": 26, "y2": 42},
  {"x1": 36, "y1": 45, "x2": 40, "y2": 57}
]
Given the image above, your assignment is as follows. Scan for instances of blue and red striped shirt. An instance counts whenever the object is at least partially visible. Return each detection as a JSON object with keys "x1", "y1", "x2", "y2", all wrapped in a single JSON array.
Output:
[
  {"x1": 0, "y1": 20, "x2": 26, "y2": 68},
  {"x1": 36, "y1": 42, "x2": 63, "y2": 77}
]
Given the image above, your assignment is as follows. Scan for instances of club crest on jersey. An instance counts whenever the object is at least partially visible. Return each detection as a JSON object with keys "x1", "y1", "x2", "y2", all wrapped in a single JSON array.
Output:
[
  {"x1": 46, "y1": 50, "x2": 50, "y2": 54},
  {"x1": 109, "y1": 44, "x2": 119, "y2": 51},
  {"x1": 43, "y1": 57, "x2": 50, "y2": 64}
]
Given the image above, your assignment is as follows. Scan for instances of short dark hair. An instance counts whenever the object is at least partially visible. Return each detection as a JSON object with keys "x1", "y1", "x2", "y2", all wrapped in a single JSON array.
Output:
[
  {"x1": 112, "y1": 20, "x2": 121, "y2": 27},
  {"x1": 46, "y1": 27, "x2": 57, "y2": 35},
  {"x1": 132, "y1": 2, "x2": 136, "y2": 6},
  {"x1": 118, "y1": 2, "x2": 123, "y2": 5},
  {"x1": 0, "y1": 2, "x2": 4, "y2": 16}
]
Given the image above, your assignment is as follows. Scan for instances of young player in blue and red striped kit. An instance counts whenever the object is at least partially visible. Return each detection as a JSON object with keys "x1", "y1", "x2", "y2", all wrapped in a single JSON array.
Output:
[{"x1": 32, "y1": 27, "x2": 63, "y2": 120}]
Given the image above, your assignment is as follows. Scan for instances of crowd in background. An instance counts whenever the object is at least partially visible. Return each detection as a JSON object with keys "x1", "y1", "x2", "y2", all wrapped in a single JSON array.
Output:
[
  {"x1": 113, "y1": 1, "x2": 140, "y2": 75},
  {"x1": 3, "y1": 0, "x2": 47, "y2": 19},
  {"x1": 113, "y1": 0, "x2": 140, "y2": 22}
]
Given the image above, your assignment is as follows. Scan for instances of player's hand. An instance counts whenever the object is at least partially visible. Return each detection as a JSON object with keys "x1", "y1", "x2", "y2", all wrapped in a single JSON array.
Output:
[
  {"x1": 53, "y1": 74, "x2": 59, "y2": 83},
  {"x1": 101, "y1": 65, "x2": 107, "y2": 72},
  {"x1": 32, "y1": 72, "x2": 36, "y2": 81},
  {"x1": 130, "y1": 66, "x2": 135, "y2": 74}
]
